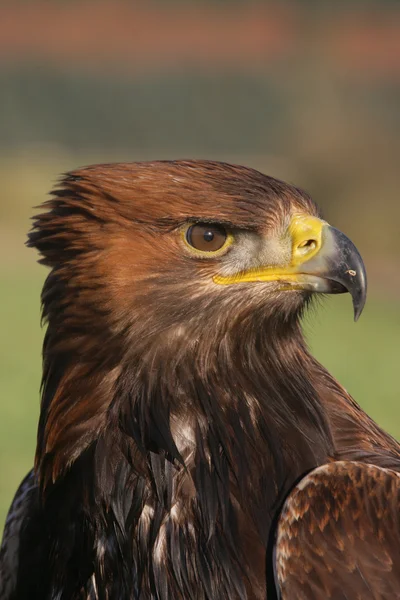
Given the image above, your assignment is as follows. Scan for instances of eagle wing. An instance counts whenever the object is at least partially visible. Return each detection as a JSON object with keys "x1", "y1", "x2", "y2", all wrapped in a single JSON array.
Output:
[{"x1": 274, "y1": 461, "x2": 400, "y2": 599}]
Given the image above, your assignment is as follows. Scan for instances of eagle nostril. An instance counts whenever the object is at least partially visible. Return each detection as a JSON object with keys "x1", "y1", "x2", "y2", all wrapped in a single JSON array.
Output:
[
  {"x1": 299, "y1": 239, "x2": 317, "y2": 250},
  {"x1": 296, "y1": 238, "x2": 318, "y2": 255}
]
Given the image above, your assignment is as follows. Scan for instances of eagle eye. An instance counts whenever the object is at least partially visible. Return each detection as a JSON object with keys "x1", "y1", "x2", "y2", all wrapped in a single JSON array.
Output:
[{"x1": 185, "y1": 223, "x2": 229, "y2": 253}]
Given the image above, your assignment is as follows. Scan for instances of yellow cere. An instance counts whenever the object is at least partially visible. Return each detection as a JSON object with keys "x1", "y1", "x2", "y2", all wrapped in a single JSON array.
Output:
[
  {"x1": 289, "y1": 214, "x2": 324, "y2": 266},
  {"x1": 213, "y1": 214, "x2": 326, "y2": 286}
]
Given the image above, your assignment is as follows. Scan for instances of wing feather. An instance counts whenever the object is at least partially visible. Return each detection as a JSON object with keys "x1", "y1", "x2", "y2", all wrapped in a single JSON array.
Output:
[{"x1": 274, "y1": 461, "x2": 400, "y2": 599}]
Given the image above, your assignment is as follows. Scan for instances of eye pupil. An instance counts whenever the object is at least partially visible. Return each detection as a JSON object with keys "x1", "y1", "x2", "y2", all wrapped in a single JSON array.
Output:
[{"x1": 186, "y1": 223, "x2": 228, "y2": 252}]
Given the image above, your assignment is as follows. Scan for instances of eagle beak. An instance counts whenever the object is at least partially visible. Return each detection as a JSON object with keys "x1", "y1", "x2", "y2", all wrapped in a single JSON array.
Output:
[
  {"x1": 290, "y1": 218, "x2": 367, "y2": 321},
  {"x1": 213, "y1": 215, "x2": 367, "y2": 321}
]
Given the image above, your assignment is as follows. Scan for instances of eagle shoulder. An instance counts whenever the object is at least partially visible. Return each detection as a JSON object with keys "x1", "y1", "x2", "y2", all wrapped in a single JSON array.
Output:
[{"x1": 274, "y1": 461, "x2": 400, "y2": 599}]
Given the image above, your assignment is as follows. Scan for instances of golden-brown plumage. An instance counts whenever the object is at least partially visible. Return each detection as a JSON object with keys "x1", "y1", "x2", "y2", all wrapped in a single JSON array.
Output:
[
  {"x1": 0, "y1": 160, "x2": 398, "y2": 599},
  {"x1": 275, "y1": 462, "x2": 400, "y2": 599}
]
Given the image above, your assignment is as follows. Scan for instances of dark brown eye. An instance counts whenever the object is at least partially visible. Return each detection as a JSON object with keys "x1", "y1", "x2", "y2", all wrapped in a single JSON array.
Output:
[{"x1": 186, "y1": 223, "x2": 228, "y2": 252}]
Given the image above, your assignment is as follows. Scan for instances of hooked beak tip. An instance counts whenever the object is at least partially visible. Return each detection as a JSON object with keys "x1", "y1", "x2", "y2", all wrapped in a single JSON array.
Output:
[{"x1": 325, "y1": 226, "x2": 368, "y2": 321}]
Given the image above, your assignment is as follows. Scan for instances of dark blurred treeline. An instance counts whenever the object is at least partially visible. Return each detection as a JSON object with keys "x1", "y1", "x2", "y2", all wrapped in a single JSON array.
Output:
[{"x1": 1, "y1": 69, "x2": 399, "y2": 158}]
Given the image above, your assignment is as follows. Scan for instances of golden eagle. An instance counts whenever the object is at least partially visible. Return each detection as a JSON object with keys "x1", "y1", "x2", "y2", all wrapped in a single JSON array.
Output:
[{"x1": 1, "y1": 161, "x2": 399, "y2": 599}]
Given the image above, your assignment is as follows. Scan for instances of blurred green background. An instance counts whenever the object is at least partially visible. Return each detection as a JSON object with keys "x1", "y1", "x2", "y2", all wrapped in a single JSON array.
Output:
[{"x1": 1, "y1": 0, "x2": 399, "y2": 532}]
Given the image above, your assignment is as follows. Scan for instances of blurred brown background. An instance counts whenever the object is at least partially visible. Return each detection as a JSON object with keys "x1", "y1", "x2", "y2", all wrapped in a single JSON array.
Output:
[{"x1": 0, "y1": 0, "x2": 399, "y2": 528}]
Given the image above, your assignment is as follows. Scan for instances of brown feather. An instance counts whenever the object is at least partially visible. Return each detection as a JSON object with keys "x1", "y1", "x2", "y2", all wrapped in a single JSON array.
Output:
[{"x1": 275, "y1": 461, "x2": 400, "y2": 599}]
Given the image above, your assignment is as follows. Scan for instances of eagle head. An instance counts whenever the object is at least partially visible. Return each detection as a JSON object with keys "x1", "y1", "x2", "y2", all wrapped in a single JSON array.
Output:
[{"x1": 28, "y1": 160, "x2": 366, "y2": 493}]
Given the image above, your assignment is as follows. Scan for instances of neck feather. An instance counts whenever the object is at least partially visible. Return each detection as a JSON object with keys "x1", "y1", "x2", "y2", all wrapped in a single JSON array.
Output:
[{"x1": 37, "y1": 312, "x2": 333, "y2": 503}]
